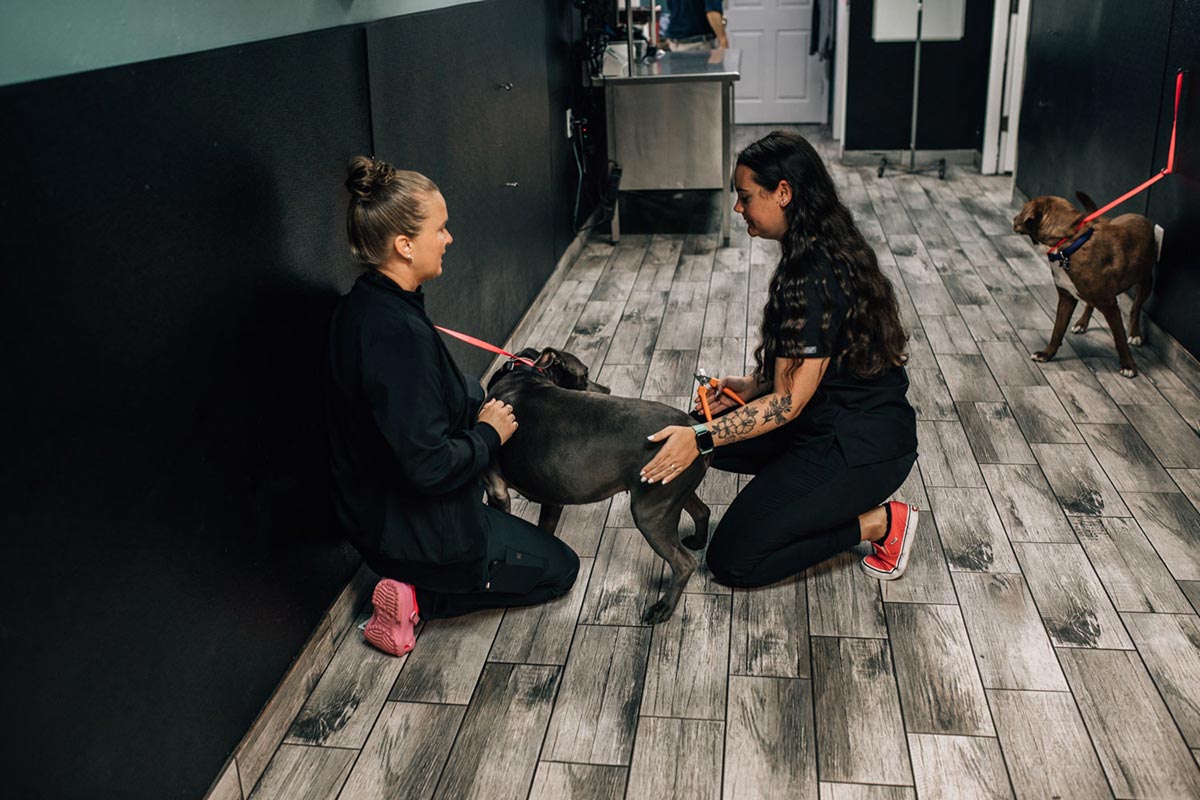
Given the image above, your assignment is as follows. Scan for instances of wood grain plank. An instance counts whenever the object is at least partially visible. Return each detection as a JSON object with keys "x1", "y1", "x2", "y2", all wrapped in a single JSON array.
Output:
[
  {"x1": 1001, "y1": 385, "x2": 1083, "y2": 444},
  {"x1": 338, "y1": 702, "x2": 465, "y2": 800},
  {"x1": 907, "y1": 734, "x2": 1012, "y2": 800},
  {"x1": 818, "y1": 784, "x2": 914, "y2": 800},
  {"x1": 1013, "y1": 542, "x2": 1132, "y2": 649},
  {"x1": 1030, "y1": 443, "x2": 1130, "y2": 517},
  {"x1": 937, "y1": 354, "x2": 1003, "y2": 402},
  {"x1": 723, "y1": 677, "x2": 817, "y2": 800},
  {"x1": 489, "y1": 557, "x2": 594, "y2": 665},
  {"x1": 812, "y1": 637, "x2": 912, "y2": 786},
  {"x1": 889, "y1": 460, "x2": 930, "y2": 510},
  {"x1": 1071, "y1": 516, "x2": 1192, "y2": 613},
  {"x1": 886, "y1": 603, "x2": 994, "y2": 735},
  {"x1": 987, "y1": 689, "x2": 1111, "y2": 800},
  {"x1": 633, "y1": 234, "x2": 684, "y2": 292},
  {"x1": 980, "y1": 463, "x2": 1077, "y2": 543},
  {"x1": 697, "y1": 337, "x2": 746, "y2": 384},
  {"x1": 390, "y1": 610, "x2": 503, "y2": 704},
  {"x1": 730, "y1": 575, "x2": 810, "y2": 678},
  {"x1": 556, "y1": 501, "x2": 612, "y2": 559},
  {"x1": 564, "y1": 300, "x2": 625, "y2": 373},
  {"x1": 923, "y1": 315, "x2": 981, "y2": 356},
  {"x1": 285, "y1": 611, "x2": 409, "y2": 748},
  {"x1": 928, "y1": 487, "x2": 1020, "y2": 573},
  {"x1": 978, "y1": 340, "x2": 1048, "y2": 387},
  {"x1": 641, "y1": 593, "x2": 730, "y2": 719},
  {"x1": 1122, "y1": 403, "x2": 1200, "y2": 468},
  {"x1": 1042, "y1": 366, "x2": 1126, "y2": 424},
  {"x1": 1123, "y1": 612, "x2": 1200, "y2": 747},
  {"x1": 807, "y1": 550, "x2": 887, "y2": 638},
  {"x1": 917, "y1": 421, "x2": 985, "y2": 488},
  {"x1": 1122, "y1": 492, "x2": 1200, "y2": 581},
  {"x1": 907, "y1": 368, "x2": 958, "y2": 421},
  {"x1": 880, "y1": 509, "x2": 957, "y2": 605},
  {"x1": 433, "y1": 664, "x2": 560, "y2": 800},
  {"x1": 1059, "y1": 648, "x2": 1200, "y2": 798},
  {"x1": 952, "y1": 572, "x2": 1067, "y2": 691},
  {"x1": 247, "y1": 744, "x2": 353, "y2": 800},
  {"x1": 580, "y1": 527, "x2": 664, "y2": 626},
  {"x1": 657, "y1": 281, "x2": 709, "y2": 350},
  {"x1": 626, "y1": 717, "x2": 724, "y2": 800},
  {"x1": 528, "y1": 763, "x2": 627, "y2": 800},
  {"x1": 606, "y1": 290, "x2": 668, "y2": 365},
  {"x1": 1083, "y1": 357, "x2": 1167, "y2": 406},
  {"x1": 957, "y1": 402, "x2": 1036, "y2": 464},
  {"x1": 643, "y1": 350, "x2": 698, "y2": 397},
  {"x1": 703, "y1": 270, "x2": 749, "y2": 338},
  {"x1": 596, "y1": 364, "x2": 648, "y2": 400},
  {"x1": 958, "y1": 302, "x2": 1018, "y2": 342},
  {"x1": 543, "y1": 625, "x2": 651, "y2": 765},
  {"x1": 1077, "y1": 423, "x2": 1172, "y2": 492}
]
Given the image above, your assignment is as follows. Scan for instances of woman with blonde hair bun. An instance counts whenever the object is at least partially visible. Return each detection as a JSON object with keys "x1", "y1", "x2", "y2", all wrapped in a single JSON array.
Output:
[{"x1": 328, "y1": 156, "x2": 579, "y2": 657}]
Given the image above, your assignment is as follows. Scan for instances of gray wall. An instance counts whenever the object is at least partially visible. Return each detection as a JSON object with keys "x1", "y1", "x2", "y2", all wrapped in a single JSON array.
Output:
[{"x1": 0, "y1": 0, "x2": 479, "y2": 86}]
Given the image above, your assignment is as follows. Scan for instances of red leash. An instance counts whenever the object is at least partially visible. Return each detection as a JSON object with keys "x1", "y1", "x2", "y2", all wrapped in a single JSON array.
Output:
[
  {"x1": 434, "y1": 325, "x2": 537, "y2": 367},
  {"x1": 1050, "y1": 70, "x2": 1185, "y2": 253}
]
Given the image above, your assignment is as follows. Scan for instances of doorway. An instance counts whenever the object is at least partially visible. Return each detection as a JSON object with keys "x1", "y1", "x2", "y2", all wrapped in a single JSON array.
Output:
[
  {"x1": 982, "y1": 0, "x2": 1031, "y2": 174},
  {"x1": 725, "y1": 0, "x2": 832, "y2": 124}
]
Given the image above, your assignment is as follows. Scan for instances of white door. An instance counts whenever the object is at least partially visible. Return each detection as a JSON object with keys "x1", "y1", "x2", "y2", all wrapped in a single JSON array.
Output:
[
  {"x1": 982, "y1": 0, "x2": 1031, "y2": 174},
  {"x1": 725, "y1": 0, "x2": 829, "y2": 124}
]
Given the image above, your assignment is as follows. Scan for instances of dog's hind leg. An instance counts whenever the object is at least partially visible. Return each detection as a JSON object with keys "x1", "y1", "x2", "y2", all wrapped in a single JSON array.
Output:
[
  {"x1": 680, "y1": 492, "x2": 712, "y2": 551},
  {"x1": 1127, "y1": 273, "x2": 1153, "y2": 347},
  {"x1": 1033, "y1": 288, "x2": 1078, "y2": 363},
  {"x1": 1096, "y1": 302, "x2": 1138, "y2": 378},
  {"x1": 630, "y1": 488, "x2": 697, "y2": 624},
  {"x1": 1072, "y1": 304, "x2": 1094, "y2": 334},
  {"x1": 537, "y1": 504, "x2": 564, "y2": 536}
]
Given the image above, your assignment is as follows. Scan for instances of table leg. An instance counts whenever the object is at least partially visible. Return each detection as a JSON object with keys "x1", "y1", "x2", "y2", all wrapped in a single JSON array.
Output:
[{"x1": 721, "y1": 80, "x2": 733, "y2": 246}]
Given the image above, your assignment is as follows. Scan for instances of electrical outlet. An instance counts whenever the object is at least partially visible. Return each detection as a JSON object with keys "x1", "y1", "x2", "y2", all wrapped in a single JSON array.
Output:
[{"x1": 566, "y1": 108, "x2": 574, "y2": 138}]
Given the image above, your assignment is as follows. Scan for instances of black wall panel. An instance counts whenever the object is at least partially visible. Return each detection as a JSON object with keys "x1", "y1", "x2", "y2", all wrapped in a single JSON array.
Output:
[
  {"x1": 845, "y1": 0, "x2": 994, "y2": 150},
  {"x1": 366, "y1": 0, "x2": 557, "y2": 377},
  {"x1": 1016, "y1": 0, "x2": 1200, "y2": 358},
  {"x1": 0, "y1": 27, "x2": 369, "y2": 800},
  {"x1": 1016, "y1": 0, "x2": 1171, "y2": 212},
  {"x1": 1144, "y1": 4, "x2": 1200, "y2": 356}
]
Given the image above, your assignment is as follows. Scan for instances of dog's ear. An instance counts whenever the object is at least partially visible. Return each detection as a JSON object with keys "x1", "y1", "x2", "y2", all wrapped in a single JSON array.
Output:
[
  {"x1": 1075, "y1": 191, "x2": 1098, "y2": 214},
  {"x1": 534, "y1": 348, "x2": 559, "y2": 369}
]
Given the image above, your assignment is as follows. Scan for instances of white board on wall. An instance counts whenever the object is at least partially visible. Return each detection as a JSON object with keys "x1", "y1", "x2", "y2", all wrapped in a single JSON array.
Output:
[{"x1": 871, "y1": 0, "x2": 965, "y2": 42}]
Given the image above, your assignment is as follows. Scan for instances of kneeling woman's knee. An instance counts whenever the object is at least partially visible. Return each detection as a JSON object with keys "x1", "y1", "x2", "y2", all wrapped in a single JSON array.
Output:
[
  {"x1": 548, "y1": 541, "x2": 581, "y2": 596},
  {"x1": 705, "y1": 548, "x2": 757, "y2": 589}
]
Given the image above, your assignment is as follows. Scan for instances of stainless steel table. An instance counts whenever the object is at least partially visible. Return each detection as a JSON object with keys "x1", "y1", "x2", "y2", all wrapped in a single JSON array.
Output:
[{"x1": 598, "y1": 49, "x2": 741, "y2": 244}]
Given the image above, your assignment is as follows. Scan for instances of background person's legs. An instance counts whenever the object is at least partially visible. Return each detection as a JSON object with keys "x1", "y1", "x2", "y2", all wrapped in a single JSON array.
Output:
[
  {"x1": 706, "y1": 437, "x2": 916, "y2": 588},
  {"x1": 415, "y1": 505, "x2": 580, "y2": 619}
]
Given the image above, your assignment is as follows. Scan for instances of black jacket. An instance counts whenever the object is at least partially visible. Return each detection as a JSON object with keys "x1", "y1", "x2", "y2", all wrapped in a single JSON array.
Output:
[{"x1": 327, "y1": 270, "x2": 501, "y2": 592}]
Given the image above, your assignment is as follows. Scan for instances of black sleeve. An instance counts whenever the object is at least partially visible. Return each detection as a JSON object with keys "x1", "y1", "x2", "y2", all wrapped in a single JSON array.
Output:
[
  {"x1": 775, "y1": 269, "x2": 845, "y2": 360},
  {"x1": 361, "y1": 314, "x2": 499, "y2": 495}
]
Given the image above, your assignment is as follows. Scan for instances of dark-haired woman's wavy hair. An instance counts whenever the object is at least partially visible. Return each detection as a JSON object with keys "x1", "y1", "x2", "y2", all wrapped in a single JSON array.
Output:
[{"x1": 740, "y1": 131, "x2": 908, "y2": 381}]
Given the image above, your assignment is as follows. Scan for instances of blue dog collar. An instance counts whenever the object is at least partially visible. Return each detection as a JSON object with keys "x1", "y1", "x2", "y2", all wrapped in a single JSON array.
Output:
[{"x1": 1047, "y1": 227, "x2": 1094, "y2": 271}]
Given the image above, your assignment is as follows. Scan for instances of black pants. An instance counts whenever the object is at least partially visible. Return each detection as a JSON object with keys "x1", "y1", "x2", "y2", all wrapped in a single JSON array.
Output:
[
  {"x1": 413, "y1": 504, "x2": 580, "y2": 620},
  {"x1": 704, "y1": 424, "x2": 917, "y2": 588}
]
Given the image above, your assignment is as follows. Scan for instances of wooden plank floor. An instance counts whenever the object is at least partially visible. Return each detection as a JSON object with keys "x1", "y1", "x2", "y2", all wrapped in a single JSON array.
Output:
[{"x1": 250, "y1": 126, "x2": 1200, "y2": 800}]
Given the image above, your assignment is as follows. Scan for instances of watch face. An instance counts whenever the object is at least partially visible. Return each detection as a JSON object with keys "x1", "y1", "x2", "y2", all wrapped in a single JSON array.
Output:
[{"x1": 693, "y1": 425, "x2": 714, "y2": 454}]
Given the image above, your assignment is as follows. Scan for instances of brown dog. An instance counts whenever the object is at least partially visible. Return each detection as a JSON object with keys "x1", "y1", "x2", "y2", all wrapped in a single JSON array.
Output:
[{"x1": 1012, "y1": 192, "x2": 1157, "y2": 377}]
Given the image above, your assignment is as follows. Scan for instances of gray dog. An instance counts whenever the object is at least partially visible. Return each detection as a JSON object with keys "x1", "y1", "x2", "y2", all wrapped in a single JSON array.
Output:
[{"x1": 482, "y1": 347, "x2": 711, "y2": 623}]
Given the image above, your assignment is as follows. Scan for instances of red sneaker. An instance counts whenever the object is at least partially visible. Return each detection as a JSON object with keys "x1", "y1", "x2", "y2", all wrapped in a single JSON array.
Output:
[
  {"x1": 363, "y1": 579, "x2": 420, "y2": 657},
  {"x1": 861, "y1": 502, "x2": 919, "y2": 580}
]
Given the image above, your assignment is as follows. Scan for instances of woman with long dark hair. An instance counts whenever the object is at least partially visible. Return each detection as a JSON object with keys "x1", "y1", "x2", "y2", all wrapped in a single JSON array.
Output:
[{"x1": 641, "y1": 130, "x2": 919, "y2": 586}]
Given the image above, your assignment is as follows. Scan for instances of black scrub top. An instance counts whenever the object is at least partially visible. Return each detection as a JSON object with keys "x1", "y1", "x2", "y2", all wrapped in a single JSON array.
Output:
[
  {"x1": 775, "y1": 254, "x2": 918, "y2": 466},
  {"x1": 327, "y1": 270, "x2": 501, "y2": 593}
]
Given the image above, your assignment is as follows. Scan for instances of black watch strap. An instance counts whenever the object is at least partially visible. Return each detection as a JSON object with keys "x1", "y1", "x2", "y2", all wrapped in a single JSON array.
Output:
[{"x1": 692, "y1": 423, "x2": 715, "y2": 455}]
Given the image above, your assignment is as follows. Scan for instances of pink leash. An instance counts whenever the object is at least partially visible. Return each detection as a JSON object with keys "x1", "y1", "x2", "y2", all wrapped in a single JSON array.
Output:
[{"x1": 434, "y1": 326, "x2": 537, "y2": 367}]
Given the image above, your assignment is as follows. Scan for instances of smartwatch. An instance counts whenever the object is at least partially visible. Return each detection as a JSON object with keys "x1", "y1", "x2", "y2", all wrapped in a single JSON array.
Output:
[{"x1": 691, "y1": 423, "x2": 714, "y2": 455}]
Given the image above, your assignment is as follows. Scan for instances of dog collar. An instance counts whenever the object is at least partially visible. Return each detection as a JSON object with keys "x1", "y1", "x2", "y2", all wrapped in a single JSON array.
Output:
[
  {"x1": 1047, "y1": 227, "x2": 1094, "y2": 271},
  {"x1": 501, "y1": 358, "x2": 544, "y2": 376}
]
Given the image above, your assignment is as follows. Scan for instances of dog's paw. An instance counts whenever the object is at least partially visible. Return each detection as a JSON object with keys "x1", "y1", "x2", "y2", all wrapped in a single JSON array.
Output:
[
  {"x1": 1120, "y1": 366, "x2": 1138, "y2": 379},
  {"x1": 1071, "y1": 324, "x2": 1088, "y2": 334},
  {"x1": 642, "y1": 599, "x2": 674, "y2": 625},
  {"x1": 680, "y1": 532, "x2": 708, "y2": 551},
  {"x1": 1128, "y1": 335, "x2": 1143, "y2": 347},
  {"x1": 1031, "y1": 350, "x2": 1055, "y2": 363}
]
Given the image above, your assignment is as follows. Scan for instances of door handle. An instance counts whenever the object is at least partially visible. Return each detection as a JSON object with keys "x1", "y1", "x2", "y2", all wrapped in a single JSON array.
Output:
[
  {"x1": 498, "y1": 82, "x2": 514, "y2": 91},
  {"x1": 504, "y1": 181, "x2": 519, "y2": 188}
]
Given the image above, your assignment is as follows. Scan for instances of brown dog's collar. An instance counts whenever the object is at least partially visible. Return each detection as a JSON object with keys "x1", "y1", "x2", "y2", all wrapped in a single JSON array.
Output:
[{"x1": 1047, "y1": 227, "x2": 1094, "y2": 271}]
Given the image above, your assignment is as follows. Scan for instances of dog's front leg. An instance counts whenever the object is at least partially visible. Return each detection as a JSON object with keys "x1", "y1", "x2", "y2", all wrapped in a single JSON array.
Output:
[
  {"x1": 1033, "y1": 288, "x2": 1078, "y2": 363},
  {"x1": 1096, "y1": 303, "x2": 1138, "y2": 378},
  {"x1": 482, "y1": 465, "x2": 511, "y2": 513},
  {"x1": 1071, "y1": 304, "x2": 1094, "y2": 334}
]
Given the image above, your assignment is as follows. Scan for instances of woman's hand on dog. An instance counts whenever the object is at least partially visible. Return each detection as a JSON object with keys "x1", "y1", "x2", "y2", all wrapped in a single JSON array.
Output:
[
  {"x1": 641, "y1": 425, "x2": 700, "y2": 484},
  {"x1": 477, "y1": 399, "x2": 518, "y2": 444}
]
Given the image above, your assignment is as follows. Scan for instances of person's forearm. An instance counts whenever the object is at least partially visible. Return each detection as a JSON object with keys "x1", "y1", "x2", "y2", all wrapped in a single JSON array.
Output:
[
  {"x1": 707, "y1": 11, "x2": 728, "y2": 45},
  {"x1": 708, "y1": 390, "x2": 802, "y2": 445}
]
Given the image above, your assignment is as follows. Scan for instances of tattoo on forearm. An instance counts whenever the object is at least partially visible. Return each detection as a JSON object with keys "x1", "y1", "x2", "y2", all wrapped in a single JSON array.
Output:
[
  {"x1": 712, "y1": 405, "x2": 759, "y2": 441},
  {"x1": 764, "y1": 394, "x2": 793, "y2": 426}
]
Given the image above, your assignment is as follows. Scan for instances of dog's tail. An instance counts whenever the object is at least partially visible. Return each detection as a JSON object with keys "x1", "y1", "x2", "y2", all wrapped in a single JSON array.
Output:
[{"x1": 1075, "y1": 191, "x2": 1098, "y2": 214}]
